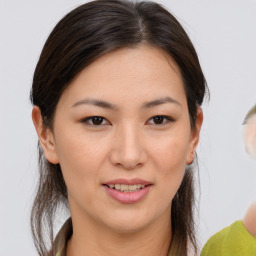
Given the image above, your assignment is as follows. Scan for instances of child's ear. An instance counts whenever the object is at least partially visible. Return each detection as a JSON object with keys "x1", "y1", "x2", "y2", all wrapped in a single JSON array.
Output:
[
  {"x1": 32, "y1": 106, "x2": 59, "y2": 164},
  {"x1": 186, "y1": 107, "x2": 203, "y2": 165}
]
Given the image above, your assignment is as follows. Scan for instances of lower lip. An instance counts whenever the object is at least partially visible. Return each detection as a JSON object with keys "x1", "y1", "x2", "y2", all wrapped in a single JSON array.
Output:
[{"x1": 103, "y1": 185, "x2": 151, "y2": 204}]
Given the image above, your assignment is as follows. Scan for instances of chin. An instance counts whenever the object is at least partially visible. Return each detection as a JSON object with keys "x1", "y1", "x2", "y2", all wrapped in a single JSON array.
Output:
[{"x1": 101, "y1": 209, "x2": 157, "y2": 234}]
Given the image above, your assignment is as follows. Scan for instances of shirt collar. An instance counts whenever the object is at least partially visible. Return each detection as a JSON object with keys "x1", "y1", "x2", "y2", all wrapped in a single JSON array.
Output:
[{"x1": 53, "y1": 218, "x2": 73, "y2": 256}]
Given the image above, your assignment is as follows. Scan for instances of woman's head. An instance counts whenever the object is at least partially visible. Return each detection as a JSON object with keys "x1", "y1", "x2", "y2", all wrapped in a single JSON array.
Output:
[
  {"x1": 30, "y1": 0, "x2": 208, "y2": 255},
  {"x1": 31, "y1": 0, "x2": 206, "y2": 130}
]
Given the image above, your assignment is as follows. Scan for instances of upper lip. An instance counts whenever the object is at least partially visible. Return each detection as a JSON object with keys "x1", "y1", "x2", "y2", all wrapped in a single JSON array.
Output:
[{"x1": 103, "y1": 178, "x2": 152, "y2": 185}]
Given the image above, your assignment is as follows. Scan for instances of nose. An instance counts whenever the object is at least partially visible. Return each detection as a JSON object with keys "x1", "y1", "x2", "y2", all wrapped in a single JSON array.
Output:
[{"x1": 109, "y1": 124, "x2": 147, "y2": 170}]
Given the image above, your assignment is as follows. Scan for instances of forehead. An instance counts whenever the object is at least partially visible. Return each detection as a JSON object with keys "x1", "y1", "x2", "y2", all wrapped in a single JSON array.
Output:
[
  {"x1": 244, "y1": 105, "x2": 256, "y2": 124},
  {"x1": 246, "y1": 114, "x2": 256, "y2": 126},
  {"x1": 58, "y1": 45, "x2": 187, "y2": 109}
]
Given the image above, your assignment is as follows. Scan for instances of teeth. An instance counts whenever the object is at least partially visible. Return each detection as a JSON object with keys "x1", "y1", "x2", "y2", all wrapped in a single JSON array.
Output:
[
  {"x1": 107, "y1": 184, "x2": 146, "y2": 192},
  {"x1": 136, "y1": 184, "x2": 145, "y2": 190},
  {"x1": 120, "y1": 184, "x2": 128, "y2": 191},
  {"x1": 129, "y1": 185, "x2": 137, "y2": 191},
  {"x1": 115, "y1": 184, "x2": 121, "y2": 190}
]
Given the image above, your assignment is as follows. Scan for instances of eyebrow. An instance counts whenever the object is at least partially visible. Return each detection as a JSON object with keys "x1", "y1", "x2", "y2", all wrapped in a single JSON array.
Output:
[
  {"x1": 72, "y1": 98, "x2": 118, "y2": 110},
  {"x1": 142, "y1": 97, "x2": 181, "y2": 109},
  {"x1": 72, "y1": 96, "x2": 181, "y2": 110}
]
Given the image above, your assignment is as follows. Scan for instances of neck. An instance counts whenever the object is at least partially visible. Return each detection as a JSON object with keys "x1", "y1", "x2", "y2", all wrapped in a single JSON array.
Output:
[{"x1": 67, "y1": 209, "x2": 172, "y2": 256}]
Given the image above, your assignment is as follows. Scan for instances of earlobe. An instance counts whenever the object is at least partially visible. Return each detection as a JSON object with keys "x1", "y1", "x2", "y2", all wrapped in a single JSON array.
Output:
[
  {"x1": 186, "y1": 151, "x2": 195, "y2": 166},
  {"x1": 32, "y1": 106, "x2": 59, "y2": 164},
  {"x1": 186, "y1": 107, "x2": 203, "y2": 165}
]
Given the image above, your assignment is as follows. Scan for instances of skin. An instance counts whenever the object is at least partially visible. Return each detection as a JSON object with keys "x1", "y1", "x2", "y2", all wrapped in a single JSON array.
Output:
[
  {"x1": 243, "y1": 114, "x2": 256, "y2": 159},
  {"x1": 32, "y1": 45, "x2": 203, "y2": 256},
  {"x1": 243, "y1": 114, "x2": 256, "y2": 236},
  {"x1": 243, "y1": 202, "x2": 256, "y2": 236}
]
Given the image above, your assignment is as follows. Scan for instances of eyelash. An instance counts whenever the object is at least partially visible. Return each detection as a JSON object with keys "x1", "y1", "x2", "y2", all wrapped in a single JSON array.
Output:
[
  {"x1": 81, "y1": 115, "x2": 174, "y2": 127},
  {"x1": 148, "y1": 115, "x2": 174, "y2": 125}
]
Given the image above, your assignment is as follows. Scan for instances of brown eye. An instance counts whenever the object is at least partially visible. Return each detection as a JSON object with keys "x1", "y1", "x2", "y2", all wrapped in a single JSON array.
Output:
[
  {"x1": 81, "y1": 116, "x2": 108, "y2": 126},
  {"x1": 91, "y1": 117, "x2": 104, "y2": 125},
  {"x1": 153, "y1": 116, "x2": 164, "y2": 124},
  {"x1": 148, "y1": 115, "x2": 174, "y2": 125}
]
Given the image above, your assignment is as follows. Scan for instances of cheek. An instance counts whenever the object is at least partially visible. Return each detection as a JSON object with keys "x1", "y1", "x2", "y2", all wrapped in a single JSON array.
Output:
[
  {"x1": 149, "y1": 130, "x2": 190, "y2": 194},
  {"x1": 150, "y1": 129, "x2": 190, "y2": 170},
  {"x1": 156, "y1": 140, "x2": 187, "y2": 184},
  {"x1": 244, "y1": 124, "x2": 256, "y2": 158},
  {"x1": 55, "y1": 121, "x2": 107, "y2": 164},
  {"x1": 53, "y1": 128, "x2": 108, "y2": 194}
]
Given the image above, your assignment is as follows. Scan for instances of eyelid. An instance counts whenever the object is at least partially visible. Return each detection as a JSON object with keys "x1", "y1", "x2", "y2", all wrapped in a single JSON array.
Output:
[
  {"x1": 146, "y1": 115, "x2": 175, "y2": 125},
  {"x1": 80, "y1": 115, "x2": 174, "y2": 127},
  {"x1": 80, "y1": 116, "x2": 110, "y2": 126}
]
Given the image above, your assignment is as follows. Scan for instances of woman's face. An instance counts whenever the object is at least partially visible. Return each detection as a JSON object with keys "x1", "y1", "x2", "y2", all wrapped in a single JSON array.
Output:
[{"x1": 36, "y1": 46, "x2": 202, "y2": 233}]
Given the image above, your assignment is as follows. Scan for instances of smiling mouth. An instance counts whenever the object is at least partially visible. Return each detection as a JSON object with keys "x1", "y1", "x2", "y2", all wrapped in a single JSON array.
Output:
[{"x1": 103, "y1": 184, "x2": 151, "y2": 193}]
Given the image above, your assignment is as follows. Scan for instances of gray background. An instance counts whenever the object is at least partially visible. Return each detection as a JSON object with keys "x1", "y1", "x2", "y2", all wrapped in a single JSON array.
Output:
[{"x1": 1, "y1": 0, "x2": 256, "y2": 255}]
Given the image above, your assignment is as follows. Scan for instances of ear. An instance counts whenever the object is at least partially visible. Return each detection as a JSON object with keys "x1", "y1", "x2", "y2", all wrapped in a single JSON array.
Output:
[
  {"x1": 32, "y1": 106, "x2": 59, "y2": 164},
  {"x1": 186, "y1": 106, "x2": 203, "y2": 165}
]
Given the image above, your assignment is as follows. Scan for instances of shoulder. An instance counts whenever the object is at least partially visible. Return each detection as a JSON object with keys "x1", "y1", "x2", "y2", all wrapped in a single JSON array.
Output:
[{"x1": 201, "y1": 220, "x2": 256, "y2": 256}]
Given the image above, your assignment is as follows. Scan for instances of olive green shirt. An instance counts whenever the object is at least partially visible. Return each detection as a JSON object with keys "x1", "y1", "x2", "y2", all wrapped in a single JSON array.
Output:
[{"x1": 201, "y1": 220, "x2": 256, "y2": 256}]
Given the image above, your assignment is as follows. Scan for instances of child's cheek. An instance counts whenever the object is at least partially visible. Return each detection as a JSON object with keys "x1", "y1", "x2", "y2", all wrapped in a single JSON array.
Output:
[{"x1": 244, "y1": 115, "x2": 256, "y2": 159}]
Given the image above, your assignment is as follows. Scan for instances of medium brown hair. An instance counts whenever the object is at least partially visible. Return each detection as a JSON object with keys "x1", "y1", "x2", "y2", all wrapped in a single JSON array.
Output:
[{"x1": 30, "y1": 0, "x2": 208, "y2": 255}]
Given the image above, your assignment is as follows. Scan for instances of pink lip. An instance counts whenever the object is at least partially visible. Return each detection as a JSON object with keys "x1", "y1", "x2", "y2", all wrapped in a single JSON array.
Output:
[
  {"x1": 103, "y1": 178, "x2": 153, "y2": 204},
  {"x1": 104, "y1": 178, "x2": 152, "y2": 186}
]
